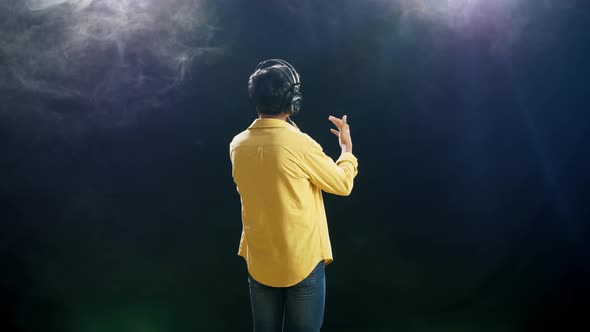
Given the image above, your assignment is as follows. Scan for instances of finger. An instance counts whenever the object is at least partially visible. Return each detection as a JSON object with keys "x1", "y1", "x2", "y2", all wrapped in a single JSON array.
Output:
[
  {"x1": 342, "y1": 115, "x2": 347, "y2": 126},
  {"x1": 330, "y1": 128, "x2": 340, "y2": 137},
  {"x1": 328, "y1": 115, "x2": 343, "y2": 127}
]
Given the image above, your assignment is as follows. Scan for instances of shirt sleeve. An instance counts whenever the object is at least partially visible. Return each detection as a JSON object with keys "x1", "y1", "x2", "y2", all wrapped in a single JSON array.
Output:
[{"x1": 303, "y1": 140, "x2": 358, "y2": 196}]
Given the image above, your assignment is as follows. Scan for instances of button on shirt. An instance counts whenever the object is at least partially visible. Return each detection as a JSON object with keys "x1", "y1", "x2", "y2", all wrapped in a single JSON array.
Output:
[{"x1": 230, "y1": 118, "x2": 358, "y2": 287}]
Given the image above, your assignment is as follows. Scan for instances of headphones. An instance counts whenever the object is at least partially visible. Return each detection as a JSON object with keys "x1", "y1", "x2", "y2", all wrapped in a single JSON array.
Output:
[{"x1": 253, "y1": 59, "x2": 302, "y2": 115}]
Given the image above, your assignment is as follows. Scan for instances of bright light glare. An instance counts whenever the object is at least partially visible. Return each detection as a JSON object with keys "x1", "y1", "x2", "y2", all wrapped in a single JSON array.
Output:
[{"x1": 400, "y1": 0, "x2": 515, "y2": 26}]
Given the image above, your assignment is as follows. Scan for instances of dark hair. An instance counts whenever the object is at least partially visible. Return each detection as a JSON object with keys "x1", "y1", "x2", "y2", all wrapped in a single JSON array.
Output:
[{"x1": 248, "y1": 65, "x2": 293, "y2": 115}]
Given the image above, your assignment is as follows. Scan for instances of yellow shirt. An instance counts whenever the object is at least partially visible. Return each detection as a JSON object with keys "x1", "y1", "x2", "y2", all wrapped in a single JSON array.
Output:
[{"x1": 230, "y1": 118, "x2": 358, "y2": 287}]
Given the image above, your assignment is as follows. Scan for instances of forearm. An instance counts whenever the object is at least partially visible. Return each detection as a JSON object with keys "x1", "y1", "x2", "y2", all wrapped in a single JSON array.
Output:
[
  {"x1": 333, "y1": 152, "x2": 358, "y2": 196},
  {"x1": 340, "y1": 144, "x2": 352, "y2": 155},
  {"x1": 305, "y1": 140, "x2": 358, "y2": 196}
]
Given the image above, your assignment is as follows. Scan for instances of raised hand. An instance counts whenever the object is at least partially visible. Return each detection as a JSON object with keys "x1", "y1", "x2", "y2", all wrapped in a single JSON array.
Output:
[{"x1": 329, "y1": 115, "x2": 352, "y2": 153}]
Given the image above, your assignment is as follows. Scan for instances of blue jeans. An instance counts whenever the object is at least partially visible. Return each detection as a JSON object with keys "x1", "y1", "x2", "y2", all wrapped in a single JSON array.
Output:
[{"x1": 248, "y1": 260, "x2": 326, "y2": 332}]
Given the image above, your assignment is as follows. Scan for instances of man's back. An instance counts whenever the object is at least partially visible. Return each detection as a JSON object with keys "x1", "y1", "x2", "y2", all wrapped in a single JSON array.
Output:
[{"x1": 230, "y1": 118, "x2": 357, "y2": 287}]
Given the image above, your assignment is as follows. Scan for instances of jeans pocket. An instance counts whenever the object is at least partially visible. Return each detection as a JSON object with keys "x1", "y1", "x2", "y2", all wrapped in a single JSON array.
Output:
[
  {"x1": 299, "y1": 271, "x2": 316, "y2": 288},
  {"x1": 297, "y1": 261, "x2": 324, "y2": 288}
]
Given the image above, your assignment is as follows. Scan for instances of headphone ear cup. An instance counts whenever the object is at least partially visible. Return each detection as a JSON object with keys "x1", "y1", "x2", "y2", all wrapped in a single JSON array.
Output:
[
  {"x1": 290, "y1": 95, "x2": 302, "y2": 115},
  {"x1": 289, "y1": 85, "x2": 302, "y2": 115}
]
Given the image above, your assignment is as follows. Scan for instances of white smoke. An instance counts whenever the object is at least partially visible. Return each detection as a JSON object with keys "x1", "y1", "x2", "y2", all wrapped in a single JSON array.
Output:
[
  {"x1": 0, "y1": 0, "x2": 220, "y2": 113},
  {"x1": 24, "y1": 0, "x2": 93, "y2": 11}
]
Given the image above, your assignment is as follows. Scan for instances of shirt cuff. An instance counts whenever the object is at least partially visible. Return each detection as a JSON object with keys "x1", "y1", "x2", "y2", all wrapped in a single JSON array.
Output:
[{"x1": 336, "y1": 152, "x2": 358, "y2": 168}]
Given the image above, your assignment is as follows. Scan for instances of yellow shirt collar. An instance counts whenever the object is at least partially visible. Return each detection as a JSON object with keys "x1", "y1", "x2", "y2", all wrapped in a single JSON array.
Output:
[{"x1": 248, "y1": 118, "x2": 291, "y2": 129}]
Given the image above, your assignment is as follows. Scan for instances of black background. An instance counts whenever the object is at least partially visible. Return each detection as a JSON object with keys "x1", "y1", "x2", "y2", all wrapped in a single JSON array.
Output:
[{"x1": 1, "y1": 0, "x2": 589, "y2": 331}]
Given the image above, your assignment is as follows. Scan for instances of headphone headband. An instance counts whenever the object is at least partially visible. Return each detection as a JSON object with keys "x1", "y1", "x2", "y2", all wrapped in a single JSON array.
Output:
[{"x1": 255, "y1": 59, "x2": 301, "y2": 86}]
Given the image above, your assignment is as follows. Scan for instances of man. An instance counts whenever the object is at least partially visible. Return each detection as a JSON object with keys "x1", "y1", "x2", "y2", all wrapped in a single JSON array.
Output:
[{"x1": 229, "y1": 59, "x2": 358, "y2": 332}]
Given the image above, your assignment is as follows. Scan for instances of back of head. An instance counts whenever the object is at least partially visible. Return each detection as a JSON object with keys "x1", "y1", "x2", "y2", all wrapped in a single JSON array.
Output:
[
  {"x1": 248, "y1": 59, "x2": 302, "y2": 116},
  {"x1": 248, "y1": 65, "x2": 293, "y2": 115}
]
